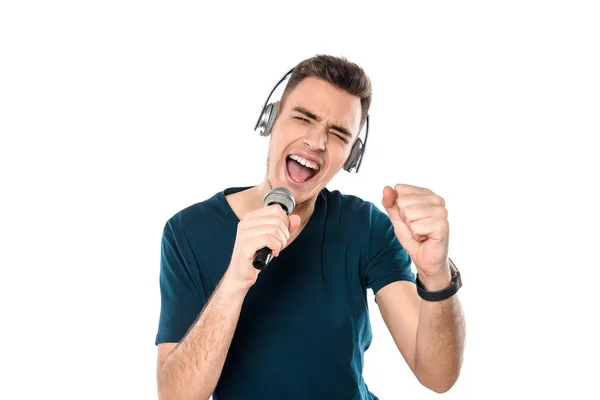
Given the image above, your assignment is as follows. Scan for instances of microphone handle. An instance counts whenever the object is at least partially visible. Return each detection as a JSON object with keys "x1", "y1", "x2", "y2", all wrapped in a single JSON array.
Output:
[{"x1": 252, "y1": 246, "x2": 273, "y2": 270}]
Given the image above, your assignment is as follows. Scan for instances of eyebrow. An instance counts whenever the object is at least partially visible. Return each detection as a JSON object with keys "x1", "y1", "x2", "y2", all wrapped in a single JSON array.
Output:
[{"x1": 292, "y1": 106, "x2": 353, "y2": 138}]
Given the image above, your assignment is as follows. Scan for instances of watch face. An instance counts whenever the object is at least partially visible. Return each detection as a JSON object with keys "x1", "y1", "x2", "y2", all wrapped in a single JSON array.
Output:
[
  {"x1": 448, "y1": 258, "x2": 458, "y2": 275},
  {"x1": 448, "y1": 259, "x2": 462, "y2": 288},
  {"x1": 448, "y1": 257, "x2": 456, "y2": 270}
]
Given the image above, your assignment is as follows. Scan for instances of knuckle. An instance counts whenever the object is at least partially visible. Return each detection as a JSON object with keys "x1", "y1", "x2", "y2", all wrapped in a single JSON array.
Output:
[
  {"x1": 278, "y1": 221, "x2": 289, "y2": 235},
  {"x1": 279, "y1": 230, "x2": 289, "y2": 244},
  {"x1": 440, "y1": 207, "x2": 448, "y2": 219},
  {"x1": 277, "y1": 218, "x2": 288, "y2": 232},
  {"x1": 265, "y1": 217, "x2": 280, "y2": 229},
  {"x1": 271, "y1": 205, "x2": 286, "y2": 216},
  {"x1": 277, "y1": 230, "x2": 288, "y2": 242},
  {"x1": 264, "y1": 205, "x2": 277, "y2": 215}
]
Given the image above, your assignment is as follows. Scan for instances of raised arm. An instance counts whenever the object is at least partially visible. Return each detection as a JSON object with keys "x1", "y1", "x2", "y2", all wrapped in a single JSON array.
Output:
[{"x1": 377, "y1": 184, "x2": 466, "y2": 392}]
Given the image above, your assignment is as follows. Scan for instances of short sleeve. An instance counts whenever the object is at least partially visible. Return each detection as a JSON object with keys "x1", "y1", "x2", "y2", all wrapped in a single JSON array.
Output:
[
  {"x1": 362, "y1": 203, "x2": 416, "y2": 295},
  {"x1": 155, "y1": 218, "x2": 206, "y2": 345}
]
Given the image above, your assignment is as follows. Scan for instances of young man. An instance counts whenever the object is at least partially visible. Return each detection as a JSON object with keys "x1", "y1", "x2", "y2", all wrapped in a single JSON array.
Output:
[{"x1": 155, "y1": 55, "x2": 465, "y2": 400}]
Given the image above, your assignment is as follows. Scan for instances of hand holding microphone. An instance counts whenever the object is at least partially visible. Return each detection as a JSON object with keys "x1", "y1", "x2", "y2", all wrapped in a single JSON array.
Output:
[
  {"x1": 252, "y1": 187, "x2": 296, "y2": 270},
  {"x1": 225, "y1": 187, "x2": 300, "y2": 289}
]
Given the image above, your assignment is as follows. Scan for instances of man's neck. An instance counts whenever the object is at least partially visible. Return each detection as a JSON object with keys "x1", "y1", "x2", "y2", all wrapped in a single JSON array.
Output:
[{"x1": 228, "y1": 180, "x2": 317, "y2": 239}]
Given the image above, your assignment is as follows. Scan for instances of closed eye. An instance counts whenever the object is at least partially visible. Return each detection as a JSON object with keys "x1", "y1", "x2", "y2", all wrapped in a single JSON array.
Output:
[
  {"x1": 294, "y1": 116, "x2": 347, "y2": 143},
  {"x1": 332, "y1": 132, "x2": 348, "y2": 143}
]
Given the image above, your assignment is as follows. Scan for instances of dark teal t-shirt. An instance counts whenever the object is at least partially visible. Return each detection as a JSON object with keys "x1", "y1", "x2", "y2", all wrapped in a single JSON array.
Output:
[{"x1": 155, "y1": 186, "x2": 416, "y2": 399}]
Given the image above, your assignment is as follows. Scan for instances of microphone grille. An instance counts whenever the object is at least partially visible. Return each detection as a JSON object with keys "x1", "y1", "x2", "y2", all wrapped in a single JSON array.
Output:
[{"x1": 263, "y1": 187, "x2": 295, "y2": 215}]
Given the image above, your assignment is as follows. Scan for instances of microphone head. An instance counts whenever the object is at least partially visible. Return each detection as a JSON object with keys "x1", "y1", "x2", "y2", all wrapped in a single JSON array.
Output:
[{"x1": 263, "y1": 187, "x2": 295, "y2": 215}]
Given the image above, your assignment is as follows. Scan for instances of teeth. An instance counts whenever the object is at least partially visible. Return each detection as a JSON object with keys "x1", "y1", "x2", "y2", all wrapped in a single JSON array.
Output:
[{"x1": 289, "y1": 154, "x2": 319, "y2": 170}]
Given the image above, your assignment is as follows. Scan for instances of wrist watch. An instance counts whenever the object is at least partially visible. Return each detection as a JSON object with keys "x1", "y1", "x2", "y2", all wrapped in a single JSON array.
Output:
[{"x1": 416, "y1": 258, "x2": 462, "y2": 302}]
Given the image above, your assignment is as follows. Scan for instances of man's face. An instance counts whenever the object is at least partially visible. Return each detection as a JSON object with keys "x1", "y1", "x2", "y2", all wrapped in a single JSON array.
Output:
[{"x1": 265, "y1": 76, "x2": 362, "y2": 206}]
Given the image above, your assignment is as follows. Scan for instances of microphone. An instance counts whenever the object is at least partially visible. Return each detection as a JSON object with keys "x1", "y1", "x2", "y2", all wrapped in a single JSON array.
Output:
[{"x1": 252, "y1": 187, "x2": 295, "y2": 270}]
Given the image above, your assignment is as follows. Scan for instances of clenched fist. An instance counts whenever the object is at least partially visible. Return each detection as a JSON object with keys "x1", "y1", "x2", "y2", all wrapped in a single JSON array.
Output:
[{"x1": 382, "y1": 184, "x2": 452, "y2": 290}]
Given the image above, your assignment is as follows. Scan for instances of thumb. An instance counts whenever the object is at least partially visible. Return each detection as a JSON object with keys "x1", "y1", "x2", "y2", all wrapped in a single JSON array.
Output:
[
  {"x1": 381, "y1": 185, "x2": 401, "y2": 222},
  {"x1": 288, "y1": 214, "x2": 302, "y2": 233}
]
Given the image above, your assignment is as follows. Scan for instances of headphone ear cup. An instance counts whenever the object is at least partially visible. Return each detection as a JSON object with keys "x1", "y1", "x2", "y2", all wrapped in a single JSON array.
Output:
[
  {"x1": 344, "y1": 138, "x2": 363, "y2": 172},
  {"x1": 257, "y1": 103, "x2": 278, "y2": 137}
]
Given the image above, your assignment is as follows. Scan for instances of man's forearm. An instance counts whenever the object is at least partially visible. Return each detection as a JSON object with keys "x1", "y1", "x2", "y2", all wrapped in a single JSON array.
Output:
[
  {"x1": 158, "y1": 271, "x2": 249, "y2": 400},
  {"x1": 415, "y1": 293, "x2": 465, "y2": 393}
]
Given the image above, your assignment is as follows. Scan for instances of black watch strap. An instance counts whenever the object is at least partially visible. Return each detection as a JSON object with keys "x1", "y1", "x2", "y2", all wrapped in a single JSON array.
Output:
[{"x1": 416, "y1": 258, "x2": 462, "y2": 302}]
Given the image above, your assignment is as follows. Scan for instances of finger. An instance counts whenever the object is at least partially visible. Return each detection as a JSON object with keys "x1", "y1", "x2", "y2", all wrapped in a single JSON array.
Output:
[
  {"x1": 242, "y1": 216, "x2": 289, "y2": 237},
  {"x1": 267, "y1": 204, "x2": 291, "y2": 225},
  {"x1": 247, "y1": 224, "x2": 288, "y2": 249},
  {"x1": 267, "y1": 235, "x2": 285, "y2": 257},
  {"x1": 408, "y1": 217, "x2": 449, "y2": 241},
  {"x1": 241, "y1": 216, "x2": 291, "y2": 248},
  {"x1": 249, "y1": 228, "x2": 285, "y2": 256},
  {"x1": 382, "y1": 185, "x2": 402, "y2": 222},
  {"x1": 402, "y1": 204, "x2": 448, "y2": 225},
  {"x1": 274, "y1": 206, "x2": 291, "y2": 230},
  {"x1": 394, "y1": 183, "x2": 435, "y2": 196},
  {"x1": 395, "y1": 194, "x2": 445, "y2": 211},
  {"x1": 382, "y1": 186, "x2": 419, "y2": 248},
  {"x1": 288, "y1": 214, "x2": 301, "y2": 232},
  {"x1": 382, "y1": 185, "x2": 397, "y2": 208},
  {"x1": 275, "y1": 217, "x2": 290, "y2": 242},
  {"x1": 248, "y1": 205, "x2": 290, "y2": 227},
  {"x1": 271, "y1": 225, "x2": 289, "y2": 255}
]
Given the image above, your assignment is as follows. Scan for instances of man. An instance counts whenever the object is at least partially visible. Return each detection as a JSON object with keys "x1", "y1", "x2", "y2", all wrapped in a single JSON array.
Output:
[{"x1": 155, "y1": 55, "x2": 465, "y2": 399}]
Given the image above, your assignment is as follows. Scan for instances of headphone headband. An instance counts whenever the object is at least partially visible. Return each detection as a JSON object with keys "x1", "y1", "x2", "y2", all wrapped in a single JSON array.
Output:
[{"x1": 254, "y1": 68, "x2": 294, "y2": 132}]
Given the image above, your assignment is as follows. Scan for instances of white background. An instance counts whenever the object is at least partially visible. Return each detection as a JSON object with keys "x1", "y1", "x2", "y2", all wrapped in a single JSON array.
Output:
[{"x1": 1, "y1": 1, "x2": 599, "y2": 399}]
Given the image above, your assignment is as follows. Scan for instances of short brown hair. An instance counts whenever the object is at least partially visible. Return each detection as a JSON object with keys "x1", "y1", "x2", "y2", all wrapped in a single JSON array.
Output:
[{"x1": 280, "y1": 54, "x2": 372, "y2": 132}]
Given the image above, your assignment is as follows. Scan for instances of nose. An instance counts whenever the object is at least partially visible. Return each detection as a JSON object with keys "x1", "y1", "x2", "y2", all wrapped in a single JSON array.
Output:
[{"x1": 303, "y1": 123, "x2": 327, "y2": 152}]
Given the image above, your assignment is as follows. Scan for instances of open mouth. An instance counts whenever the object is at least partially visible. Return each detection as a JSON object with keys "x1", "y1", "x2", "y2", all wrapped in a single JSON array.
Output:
[{"x1": 286, "y1": 155, "x2": 320, "y2": 183}]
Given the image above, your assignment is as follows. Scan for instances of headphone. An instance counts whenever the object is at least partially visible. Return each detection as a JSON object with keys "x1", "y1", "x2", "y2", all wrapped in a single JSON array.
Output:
[{"x1": 254, "y1": 68, "x2": 370, "y2": 173}]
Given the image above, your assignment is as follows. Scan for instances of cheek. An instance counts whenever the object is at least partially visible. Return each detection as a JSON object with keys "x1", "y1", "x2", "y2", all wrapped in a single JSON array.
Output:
[
  {"x1": 269, "y1": 125, "x2": 303, "y2": 154},
  {"x1": 330, "y1": 144, "x2": 351, "y2": 165},
  {"x1": 266, "y1": 135, "x2": 288, "y2": 166}
]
